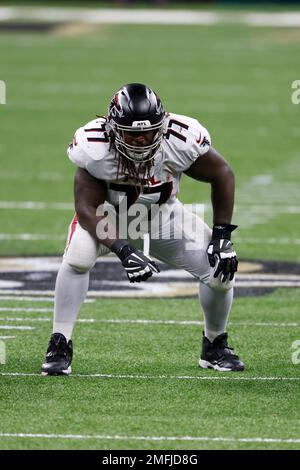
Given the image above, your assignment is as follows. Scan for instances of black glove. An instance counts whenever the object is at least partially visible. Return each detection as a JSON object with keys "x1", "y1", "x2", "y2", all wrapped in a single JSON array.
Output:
[
  {"x1": 111, "y1": 239, "x2": 160, "y2": 283},
  {"x1": 207, "y1": 224, "x2": 238, "y2": 282}
]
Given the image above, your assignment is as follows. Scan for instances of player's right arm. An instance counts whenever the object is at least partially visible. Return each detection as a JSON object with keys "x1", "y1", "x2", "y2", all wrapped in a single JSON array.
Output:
[
  {"x1": 74, "y1": 167, "x2": 114, "y2": 247},
  {"x1": 69, "y1": 121, "x2": 159, "y2": 282},
  {"x1": 74, "y1": 167, "x2": 159, "y2": 283}
]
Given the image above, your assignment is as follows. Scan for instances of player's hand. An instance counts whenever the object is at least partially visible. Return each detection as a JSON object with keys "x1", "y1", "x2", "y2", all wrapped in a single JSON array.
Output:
[
  {"x1": 122, "y1": 251, "x2": 160, "y2": 283},
  {"x1": 111, "y1": 239, "x2": 160, "y2": 283},
  {"x1": 207, "y1": 224, "x2": 238, "y2": 282}
]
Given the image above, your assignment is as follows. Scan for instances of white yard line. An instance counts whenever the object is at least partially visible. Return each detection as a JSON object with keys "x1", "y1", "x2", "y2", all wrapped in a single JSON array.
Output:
[
  {"x1": 0, "y1": 317, "x2": 94, "y2": 323},
  {"x1": 0, "y1": 201, "x2": 299, "y2": 212},
  {"x1": 0, "y1": 372, "x2": 299, "y2": 382},
  {"x1": 0, "y1": 7, "x2": 218, "y2": 25},
  {"x1": 0, "y1": 296, "x2": 94, "y2": 303},
  {"x1": 0, "y1": 317, "x2": 298, "y2": 328},
  {"x1": 0, "y1": 171, "x2": 68, "y2": 182},
  {"x1": 96, "y1": 319, "x2": 300, "y2": 327},
  {"x1": 244, "y1": 12, "x2": 300, "y2": 27},
  {"x1": 0, "y1": 201, "x2": 73, "y2": 210},
  {"x1": 0, "y1": 234, "x2": 65, "y2": 241},
  {"x1": 0, "y1": 308, "x2": 52, "y2": 312},
  {"x1": 1, "y1": 7, "x2": 300, "y2": 27},
  {"x1": 236, "y1": 281, "x2": 300, "y2": 287},
  {"x1": 235, "y1": 238, "x2": 300, "y2": 245},
  {"x1": 1, "y1": 232, "x2": 300, "y2": 245},
  {"x1": 0, "y1": 336, "x2": 15, "y2": 339},
  {"x1": 0, "y1": 256, "x2": 117, "y2": 273},
  {"x1": 0, "y1": 290, "x2": 67, "y2": 296},
  {"x1": 232, "y1": 160, "x2": 300, "y2": 228},
  {"x1": 0, "y1": 317, "x2": 51, "y2": 322},
  {"x1": 0, "y1": 326, "x2": 34, "y2": 330},
  {"x1": 0, "y1": 432, "x2": 299, "y2": 444}
]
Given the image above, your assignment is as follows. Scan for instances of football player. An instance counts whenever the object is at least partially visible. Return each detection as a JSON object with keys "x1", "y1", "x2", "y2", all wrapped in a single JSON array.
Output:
[{"x1": 41, "y1": 83, "x2": 244, "y2": 375}]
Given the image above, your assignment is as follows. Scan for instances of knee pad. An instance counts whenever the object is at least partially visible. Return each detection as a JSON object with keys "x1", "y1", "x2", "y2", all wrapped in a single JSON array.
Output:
[
  {"x1": 64, "y1": 253, "x2": 95, "y2": 273},
  {"x1": 64, "y1": 222, "x2": 99, "y2": 273}
]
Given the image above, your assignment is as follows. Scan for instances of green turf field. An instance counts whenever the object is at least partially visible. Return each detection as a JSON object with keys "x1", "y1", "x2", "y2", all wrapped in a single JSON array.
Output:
[
  {"x1": 0, "y1": 8, "x2": 300, "y2": 451},
  {"x1": 0, "y1": 289, "x2": 300, "y2": 450},
  {"x1": 0, "y1": 19, "x2": 299, "y2": 260}
]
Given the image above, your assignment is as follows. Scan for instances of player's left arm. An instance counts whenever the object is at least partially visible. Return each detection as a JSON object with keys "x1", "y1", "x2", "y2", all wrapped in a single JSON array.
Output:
[
  {"x1": 184, "y1": 146, "x2": 234, "y2": 224},
  {"x1": 184, "y1": 147, "x2": 238, "y2": 281}
]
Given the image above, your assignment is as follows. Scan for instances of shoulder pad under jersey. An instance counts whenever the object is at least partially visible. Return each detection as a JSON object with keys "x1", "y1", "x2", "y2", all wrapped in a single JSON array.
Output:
[
  {"x1": 67, "y1": 117, "x2": 110, "y2": 169},
  {"x1": 162, "y1": 112, "x2": 211, "y2": 172}
]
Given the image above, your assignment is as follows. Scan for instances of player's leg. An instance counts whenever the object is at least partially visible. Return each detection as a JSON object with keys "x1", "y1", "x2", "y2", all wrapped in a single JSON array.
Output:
[
  {"x1": 53, "y1": 217, "x2": 99, "y2": 341},
  {"x1": 149, "y1": 199, "x2": 244, "y2": 372},
  {"x1": 198, "y1": 284, "x2": 244, "y2": 371},
  {"x1": 41, "y1": 215, "x2": 108, "y2": 375}
]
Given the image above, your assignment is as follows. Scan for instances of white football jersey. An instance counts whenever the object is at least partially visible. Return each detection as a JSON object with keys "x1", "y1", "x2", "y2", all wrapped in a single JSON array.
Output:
[{"x1": 67, "y1": 112, "x2": 211, "y2": 208}]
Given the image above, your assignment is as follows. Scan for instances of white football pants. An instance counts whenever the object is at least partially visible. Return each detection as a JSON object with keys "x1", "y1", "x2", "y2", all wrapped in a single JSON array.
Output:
[{"x1": 54, "y1": 198, "x2": 234, "y2": 341}]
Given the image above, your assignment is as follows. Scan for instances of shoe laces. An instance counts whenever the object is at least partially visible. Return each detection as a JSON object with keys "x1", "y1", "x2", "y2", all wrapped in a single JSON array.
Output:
[
  {"x1": 47, "y1": 335, "x2": 68, "y2": 359},
  {"x1": 214, "y1": 338, "x2": 239, "y2": 359},
  {"x1": 222, "y1": 346, "x2": 239, "y2": 359}
]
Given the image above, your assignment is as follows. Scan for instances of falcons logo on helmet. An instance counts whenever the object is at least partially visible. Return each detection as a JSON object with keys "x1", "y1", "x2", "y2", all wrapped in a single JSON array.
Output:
[
  {"x1": 154, "y1": 93, "x2": 163, "y2": 115},
  {"x1": 109, "y1": 93, "x2": 124, "y2": 118}
]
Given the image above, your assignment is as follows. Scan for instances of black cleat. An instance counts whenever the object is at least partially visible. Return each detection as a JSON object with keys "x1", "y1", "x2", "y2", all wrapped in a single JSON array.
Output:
[
  {"x1": 199, "y1": 332, "x2": 245, "y2": 372},
  {"x1": 41, "y1": 332, "x2": 73, "y2": 376}
]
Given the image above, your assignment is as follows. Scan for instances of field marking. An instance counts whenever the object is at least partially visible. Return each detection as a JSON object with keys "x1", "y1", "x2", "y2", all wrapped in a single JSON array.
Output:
[
  {"x1": 0, "y1": 278, "x2": 300, "y2": 299},
  {"x1": 0, "y1": 256, "x2": 117, "y2": 273},
  {"x1": 0, "y1": 296, "x2": 95, "y2": 303},
  {"x1": 0, "y1": 308, "x2": 52, "y2": 312},
  {"x1": 1, "y1": 7, "x2": 300, "y2": 27},
  {"x1": 0, "y1": 256, "x2": 299, "y2": 298},
  {"x1": 235, "y1": 206, "x2": 300, "y2": 214},
  {"x1": 0, "y1": 200, "x2": 299, "y2": 215},
  {"x1": 1, "y1": 232, "x2": 300, "y2": 245},
  {"x1": 0, "y1": 317, "x2": 93, "y2": 323},
  {"x1": 0, "y1": 316, "x2": 298, "y2": 328},
  {"x1": 0, "y1": 7, "x2": 218, "y2": 25},
  {"x1": 229, "y1": 159, "x2": 300, "y2": 228},
  {"x1": 0, "y1": 234, "x2": 65, "y2": 241},
  {"x1": 0, "y1": 201, "x2": 73, "y2": 210},
  {"x1": 0, "y1": 432, "x2": 299, "y2": 444},
  {"x1": 1, "y1": 372, "x2": 299, "y2": 382},
  {"x1": 236, "y1": 282, "x2": 300, "y2": 287},
  {"x1": 0, "y1": 336, "x2": 15, "y2": 339},
  {"x1": 0, "y1": 171, "x2": 68, "y2": 182},
  {"x1": 0, "y1": 281, "x2": 23, "y2": 289},
  {"x1": 97, "y1": 319, "x2": 300, "y2": 328},
  {"x1": 0, "y1": 326, "x2": 34, "y2": 330},
  {"x1": 236, "y1": 238, "x2": 300, "y2": 245},
  {"x1": 244, "y1": 12, "x2": 300, "y2": 27}
]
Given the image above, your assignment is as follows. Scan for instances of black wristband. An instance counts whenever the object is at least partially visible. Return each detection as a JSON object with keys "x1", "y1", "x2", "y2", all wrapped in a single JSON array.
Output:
[
  {"x1": 110, "y1": 239, "x2": 136, "y2": 262},
  {"x1": 212, "y1": 223, "x2": 238, "y2": 241}
]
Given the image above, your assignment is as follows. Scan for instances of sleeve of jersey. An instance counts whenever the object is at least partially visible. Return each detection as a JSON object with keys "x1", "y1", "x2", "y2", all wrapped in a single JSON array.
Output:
[
  {"x1": 179, "y1": 121, "x2": 211, "y2": 172},
  {"x1": 67, "y1": 127, "x2": 92, "y2": 170},
  {"x1": 165, "y1": 119, "x2": 211, "y2": 174}
]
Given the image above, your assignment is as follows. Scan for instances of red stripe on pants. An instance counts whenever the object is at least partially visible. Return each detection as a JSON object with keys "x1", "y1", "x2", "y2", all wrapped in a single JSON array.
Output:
[{"x1": 65, "y1": 213, "x2": 78, "y2": 251}]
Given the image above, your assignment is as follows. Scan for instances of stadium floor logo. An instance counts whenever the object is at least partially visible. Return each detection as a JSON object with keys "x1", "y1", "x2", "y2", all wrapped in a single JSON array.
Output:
[{"x1": 0, "y1": 257, "x2": 299, "y2": 298}]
